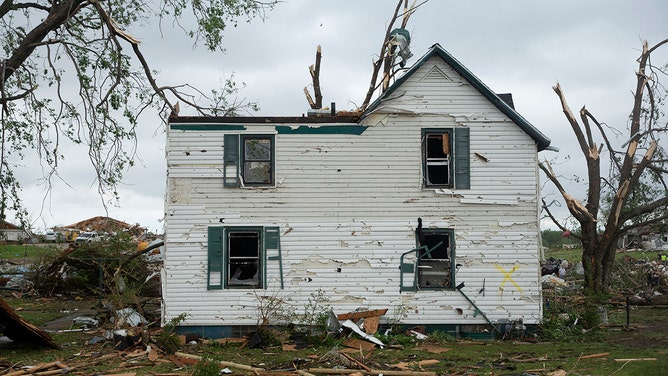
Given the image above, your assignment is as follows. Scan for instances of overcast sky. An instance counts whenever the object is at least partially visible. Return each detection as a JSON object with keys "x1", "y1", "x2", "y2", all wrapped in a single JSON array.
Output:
[{"x1": 11, "y1": 0, "x2": 668, "y2": 234}]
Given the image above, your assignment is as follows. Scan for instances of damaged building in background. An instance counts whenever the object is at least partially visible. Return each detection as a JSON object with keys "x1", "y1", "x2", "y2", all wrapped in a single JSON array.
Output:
[{"x1": 161, "y1": 44, "x2": 551, "y2": 338}]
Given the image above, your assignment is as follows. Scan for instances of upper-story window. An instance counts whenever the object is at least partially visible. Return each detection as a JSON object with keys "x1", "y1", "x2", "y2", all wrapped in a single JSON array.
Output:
[
  {"x1": 224, "y1": 134, "x2": 275, "y2": 187},
  {"x1": 242, "y1": 136, "x2": 273, "y2": 185},
  {"x1": 422, "y1": 128, "x2": 470, "y2": 189}
]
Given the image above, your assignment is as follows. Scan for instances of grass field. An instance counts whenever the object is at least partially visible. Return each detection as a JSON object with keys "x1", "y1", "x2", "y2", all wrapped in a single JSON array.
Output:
[{"x1": 0, "y1": 244, "x2": 65, "y2": 261}]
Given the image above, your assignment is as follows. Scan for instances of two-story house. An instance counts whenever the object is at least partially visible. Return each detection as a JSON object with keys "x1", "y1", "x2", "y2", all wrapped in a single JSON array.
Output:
[{"x1": 162, "y1": 43, "x2": 551, "y2": 338}]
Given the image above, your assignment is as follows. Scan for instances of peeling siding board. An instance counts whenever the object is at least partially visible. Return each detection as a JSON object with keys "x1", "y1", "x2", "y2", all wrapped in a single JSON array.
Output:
[{"x1": 163, "y1": 54, "x2": 544, "y2": 330}]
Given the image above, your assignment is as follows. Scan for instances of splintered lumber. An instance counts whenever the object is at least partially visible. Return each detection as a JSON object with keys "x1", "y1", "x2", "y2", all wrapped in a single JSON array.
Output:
[
  {"x1": 340, "y1": 353, "x2": 372, "y2": 372},
  {"x1": 0, "y1": 298, "x2": 60, "y2": 350},
  {"x1": 308, "y1": 368, "x2": 436, "y2": 376},
  {"x1": 337, "y1": 309, "x2": 388, "y2": 321},
  {"x1": 173, "y1": 352, "x2": 264, "y2": 372}
]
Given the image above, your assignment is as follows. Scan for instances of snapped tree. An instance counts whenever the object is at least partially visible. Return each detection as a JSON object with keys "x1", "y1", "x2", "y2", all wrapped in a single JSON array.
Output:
[
  {"x1": 0, "y1": 0, "x2": 276, "y2": 224},
  {"x1": 541, "y1": 39, "x2": 668, "y2": 293}
]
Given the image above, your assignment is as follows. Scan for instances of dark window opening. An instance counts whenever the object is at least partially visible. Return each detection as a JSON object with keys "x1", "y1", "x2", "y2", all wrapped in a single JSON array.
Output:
[
  {"x1": 424, "y1": 132, "x2": 451, "y2": 186},
  {"x1": 227, "y1": 231, "x2": 261, "y2": 287},
  {"x1": 417, "y1": 231, "x2": 453, "y2": 289}
]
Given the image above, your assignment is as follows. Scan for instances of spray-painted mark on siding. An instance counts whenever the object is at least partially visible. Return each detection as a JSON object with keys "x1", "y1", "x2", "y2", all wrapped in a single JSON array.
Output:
[{"x1": 495, "y1": 264, "x2": 523, "y2": 293}]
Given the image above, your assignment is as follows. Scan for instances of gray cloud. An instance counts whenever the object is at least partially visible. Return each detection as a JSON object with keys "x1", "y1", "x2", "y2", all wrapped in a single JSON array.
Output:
[{"x1": 9, "y1": 0, "x2": 668, "y2": 233}]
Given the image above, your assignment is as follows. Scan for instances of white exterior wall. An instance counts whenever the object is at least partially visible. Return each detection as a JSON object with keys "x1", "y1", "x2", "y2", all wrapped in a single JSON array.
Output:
[{"x1": 163, "y1": 57, "x2": 543, "y2": 329}]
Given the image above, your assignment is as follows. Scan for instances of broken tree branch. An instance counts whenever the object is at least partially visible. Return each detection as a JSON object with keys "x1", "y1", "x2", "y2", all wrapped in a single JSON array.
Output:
[{"x1": 304, "y1": 45, "x2": 323, "y2": 109}]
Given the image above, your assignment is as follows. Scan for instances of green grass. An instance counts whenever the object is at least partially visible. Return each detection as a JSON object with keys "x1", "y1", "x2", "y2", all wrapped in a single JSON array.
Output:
[
  {"x1": 1, "y1": 301, "x2": 666, "y2": 375},
  {"x1": 0, "y1": 244, "x2": 60, "y2": 260},
  {"x1": 545, "y1": 247, "x2": 662, "y2": 264}
]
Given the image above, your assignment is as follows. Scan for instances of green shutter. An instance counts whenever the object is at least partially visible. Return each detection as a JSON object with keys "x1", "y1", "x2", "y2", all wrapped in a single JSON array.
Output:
[
  {"x1": 454, "y1": 128, "x2": 470, "y2": 189},
  {"x1": 223, "y1": 134, "x2": 240, "y2": 188},
  {"x1": 264, "y1": 226, "x2": 283, "y2": 289},
  {"x1": 207, "y1": 226, "x2": 224, "y2": 290}
]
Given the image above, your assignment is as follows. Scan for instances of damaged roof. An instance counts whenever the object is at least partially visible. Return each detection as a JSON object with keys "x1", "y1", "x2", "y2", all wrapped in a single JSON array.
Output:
[
  {"x1": 363, "y1": 43, "x2": 552, "y2": 151},
  {"x1": 61, "y1": 216, "x2": 140, "y2": 234}
]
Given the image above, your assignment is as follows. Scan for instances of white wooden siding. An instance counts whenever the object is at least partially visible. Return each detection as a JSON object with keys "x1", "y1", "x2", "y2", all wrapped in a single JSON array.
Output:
[{"x1": 163, "y1": 56, "x2": 543, "y2": 328}]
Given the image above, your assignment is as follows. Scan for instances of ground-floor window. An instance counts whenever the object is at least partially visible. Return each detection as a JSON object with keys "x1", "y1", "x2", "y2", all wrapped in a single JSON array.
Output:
[
  {"x1": 207, "y1": 226, "x2": 280, "y2": 290},
  {"x1": 417, "y1": 228, "x2": 455, "y2": 289}
]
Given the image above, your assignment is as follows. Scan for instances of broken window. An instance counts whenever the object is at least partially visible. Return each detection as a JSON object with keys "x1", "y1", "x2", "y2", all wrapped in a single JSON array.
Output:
[
  {"x1": 223, "y1": 134, "x2": 275, "y2": 187},
  {"x1": 422, "y1": 128, "x2": 470, "y2": 189},
  {"x1": 424, "y1": 132, "x2": 451, "y2": 186},
  {"x1": 416, "y1": 228, "x2": 455, "y2": 289},
  {"x1": 242, "y1": 136, "x2": 273, "y2": 185},
  {"x1": 227, "y1": 230, "x2": 261, "y2": 287},
  {"x1": 208, "y1": 226, "x2": 281, "y2": 290}
]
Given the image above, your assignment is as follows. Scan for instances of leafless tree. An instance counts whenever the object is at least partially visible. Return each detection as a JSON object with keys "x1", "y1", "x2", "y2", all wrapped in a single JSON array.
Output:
[{"x1": 541, "y1": 39, "x2": 668, "y2": 293}]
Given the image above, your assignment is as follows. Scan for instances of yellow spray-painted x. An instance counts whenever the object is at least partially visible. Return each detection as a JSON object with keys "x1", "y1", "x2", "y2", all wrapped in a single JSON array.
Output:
[{"x1": 495, "y1": 264, "x2": 523, "y2": 292}]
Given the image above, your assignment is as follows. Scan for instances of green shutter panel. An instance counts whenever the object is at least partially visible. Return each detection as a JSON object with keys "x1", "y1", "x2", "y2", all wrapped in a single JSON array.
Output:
[
  {"x1": 264, "y1": 226, "x2": 283, "y2": 289},
  {"x1": 207, "y1": 226, "x2": 224, "y2": 290},
  {"x1": 223, "y1": 134, "x2": 240, "y2": 188},
  {"x1": 454, "y1": 128, "x2": 470, "y2": 189}
]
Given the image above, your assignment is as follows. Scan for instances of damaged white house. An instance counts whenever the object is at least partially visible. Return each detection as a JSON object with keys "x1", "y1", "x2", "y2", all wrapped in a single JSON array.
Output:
[{"x1": 162, "y1": 43, "x2": 551, "y2": 338}]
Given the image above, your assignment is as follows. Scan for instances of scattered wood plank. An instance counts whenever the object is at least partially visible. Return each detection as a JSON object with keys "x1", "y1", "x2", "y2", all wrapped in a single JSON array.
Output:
[
  {"x1": 342, "y1": 338, "x2": 377, "y2": 352},
  {"x1": 363, "y1": 316, "x2": 379, "y2": 334},
  {"x1": 173, "y1": 352, "x2": 264, "y2": 372},
  {"x1": 0, "y1": 298, "x2": 60, "y2": 350},
  {"x1": 392, "y1": 360, "x2": 440, "y2": 370},
  {"x1": 337, "y1": 309, "x2": 388, "y2": 321},
  {"x1": 308, "y1": 368, "x2": 436, "y2": 376},
  {"x1": 579, "y1": 352, "x2": 609, "y2": 359},
  {"x1": 614, "y1": 358, "x2": 657, "y2": 362}
]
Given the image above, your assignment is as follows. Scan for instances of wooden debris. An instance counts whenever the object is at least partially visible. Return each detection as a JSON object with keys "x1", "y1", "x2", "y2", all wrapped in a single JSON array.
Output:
[
  {"x1": 337, "y1": 309, "x2": 388, "y2": 321},
  {"x1": 308, "y1": 368, "x2": 436, "y2": 376},
  {"x1": 0, "y1": 297, "x2": 60, "y2": 349},
  {"x1": 614, "y1": 357, "x2": 657, "y2": 362},
  {"x1": 579, "y1": 352, "x2": 609, "y2": 359},
  {"x1": 392, "y1": 359, "x2": 440, "y2": 370},
  {"x1": 337, "y1": 308, "x2": 388, "y2": 334},
  {"x1": 341, "y1": 352, "x2": 372, "y2": 372},
  {"x1": 342, "y1": 337, "x2": 377, "y2": 352},
  {"x1": 3, "y1": 361, "x2": 72, "y2": 376},
  {"x1": 173, "y1": 352, "x2": 264, "y2": 372}
]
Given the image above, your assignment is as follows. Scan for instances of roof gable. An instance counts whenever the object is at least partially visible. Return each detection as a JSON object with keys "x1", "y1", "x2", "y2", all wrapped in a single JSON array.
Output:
[{"x1": 364, "y1": 43, "x2": 551, "y2": 151}]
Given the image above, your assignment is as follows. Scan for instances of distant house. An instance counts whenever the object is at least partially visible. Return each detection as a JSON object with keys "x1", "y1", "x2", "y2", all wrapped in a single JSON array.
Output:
[
  {"x1": 58, "y1": 216, "x2": 146, "y2": 237},
  {"x1": 0, "y1": 220, "x2": 30, "y2": 243},
  {"x1": 162, "y1": 44, "x2": 551, "y2": 337}
]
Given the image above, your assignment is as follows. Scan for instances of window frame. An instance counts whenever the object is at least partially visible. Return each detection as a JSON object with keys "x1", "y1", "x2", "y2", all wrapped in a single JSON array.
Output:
[
  {"x1": 208, "y1": 225, "x2": 283, "y2": 291},
  {"x1": 225, "y1": 227, "x2": 264, "y2": 289},
  {"x1": 422, "y1": 129, "x2": 453, "y2": 187},
  {"x1": 415, "y1": 228, "x2": 456, "y2": 290},
  {"x1": 240, "y1": 134, "x2": 275, "y2": 186},
  {"x1": 421, "y1": 128, "x2": 470, "y2": 189}
]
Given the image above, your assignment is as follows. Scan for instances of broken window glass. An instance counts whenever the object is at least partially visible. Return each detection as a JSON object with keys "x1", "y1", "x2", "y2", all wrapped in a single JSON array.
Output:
[
  {"x1": 227, "y1": 230, "x2": 261, "y2": 287},
  {"x1": 424, "y1": 132, "x2": 451, "y2": 186},
  {"x1": 417, "y1": 230, "x2": 453, "y2": 289},
  {"x1": 241, "y1": 136, "x2": 273, "y2": 185}
]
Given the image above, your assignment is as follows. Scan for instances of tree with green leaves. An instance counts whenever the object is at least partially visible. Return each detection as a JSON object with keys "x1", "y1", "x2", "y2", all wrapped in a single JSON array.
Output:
[
  {"x1": 541, "y1": 39, "x2": 668, "y2": 294},
  {"x1": 0, "y1": 0, "x2": 276, "y2": 225}
]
